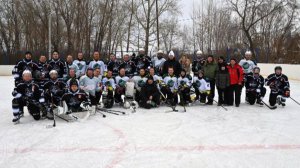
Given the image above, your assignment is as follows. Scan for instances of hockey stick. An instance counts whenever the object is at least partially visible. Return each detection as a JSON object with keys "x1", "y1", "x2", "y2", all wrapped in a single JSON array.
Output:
[
  {"x1": 97, "y1": 107, "x2": 126, "y2": 114},
  {"x1": 261, "y1": 100, "x2": 277, "y2": 110},
  {"x1": 213, "y1": 100, "x2": 228, "y2": 111},
  {"x1": 46, "y1": 93, "x2": 56, "y2": 128},
  {"x1": 157, "y1": 85, "x2": 179, "y2": 112},
  {"x1": 290, "y1": 97, "x2": 300, "y2": 106}
]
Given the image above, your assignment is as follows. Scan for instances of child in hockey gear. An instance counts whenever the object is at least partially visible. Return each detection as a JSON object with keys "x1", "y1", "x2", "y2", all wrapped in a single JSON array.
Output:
[
  {"x1": 101, "y1": 70, "x2": 116, "y2": 108},
  {"x1": 79, "y1": 68, "x2": 101, "y2": 105},
  {"x1": 44, "y1": 70, "x2": 67, "y2": 105},
  {"x1": 133, "y1": 48, "x2": 152, "y2": 73},
  {"x1": 133, "y1": 68, "x2": 148, "y2": 103},
  {"x1": 215, "y1": 63, "x2": 230, "y2": 106},
  {"x1": 140, "y1": 76, "x2": 160, "y2": 109},
  {"x1": 12, "y1": 51, "x2": 39, "y2": 86},
  {"x1": 239, "y1": 51, "x2": 256, "y2": 75},
  {"x1": 177, "y1": 69, "x2": 192, "y2": 105},
  {"x1": 88, "y1": 51, "x2": 106, "y2": 76},
  {"x1": 202, "y1": 55, "x2": 218, "y2": 105},
  {"x1": 73, "y1": 52, "x2": 87, "y2": 78},
  {"x1": 162, "y1": 51, "x2": 182, "y2": 77},
  {"x1": 152, "y1": 50, "x2": 166, "y2": 76},
  {"x1": 265, "y1": 66, "x2": 290, "y2": 108},
  {"x1": 192, "y1": 50, "x2": 206, "y2": 76},
  {"x1": 119, "y1": 53, "x2": 137, "y2": 77},
  {"x1": 47, "y1": 51, "x2": 66, "y2": 78},
  {"x1": 227, "y1": 58, "x2": 244, "y2": 107},
  {"x1": 107, "y1": 54, "x2": 121, "y2": 77},
  {"x1": 115, "y1": 68, "x2": 130, "y2": 103},
  {"x1": 193, "y1": 70, "x2": 211, "y2": 104},
  {"x1": 244, "y1": 67, "x2": 266, "y2": 106},
  {"x1": 161, "y1": 67, "x2": 178, "y2": 106},
  {"x1": 12, "y1": 70, "x2": 47, "y2": 123},
  {"x1": 61, "y1": 79, "x2": 90, "y2": 112}
]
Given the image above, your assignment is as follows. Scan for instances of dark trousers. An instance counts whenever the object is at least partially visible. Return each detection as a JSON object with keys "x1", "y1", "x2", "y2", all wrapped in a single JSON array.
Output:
[
  {"x1": 12, "y1": 98, "x2": 41, "y2": 120},
  {"x1": 207, "y1": 79, "x2": 215, "y2": 103},
  {"x1": 217, "y1": 87, "x2": 227, "y2": 105},
  {"x1": 161, "y1": 86, "x2": 178, "y2": 106},
  {"x1": 227, "y1": 84, "x2": 242, "y2": 106},
  {"x1": 247, "y1": 87, "x2": 266, "y2": 105}
]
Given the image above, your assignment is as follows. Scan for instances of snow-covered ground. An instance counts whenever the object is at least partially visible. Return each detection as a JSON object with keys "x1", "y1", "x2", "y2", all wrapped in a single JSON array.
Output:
[{"x1": 0, "y1": 76, "x2": 300, "y2": 168}]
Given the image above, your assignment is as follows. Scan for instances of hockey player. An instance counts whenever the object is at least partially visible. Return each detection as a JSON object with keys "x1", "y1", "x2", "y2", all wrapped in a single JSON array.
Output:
[
  {"x1": 12, "y1": 70, "x2": 47, "y2": 123},
  {"x1": 265, "y1": 66, "x2": 290, "y2": 108},
  {"x1": 227, "y1": 58, "x2": 244, "y2": 107},
  {"x1": 161, "y1": 67, "x2": 178, "y2": 106},
  {"x1": 152, "y1": 50, "x2": 166, "y2": 76},
  {"x1": 177, "y1": 69, "x2": 192, "y2": 105},
  {"x1": 88, "y1": 51, "x2": 106, "y2": 76},
  {"x1": 12, "y1": 51, "x2": 39, "y2": 86},
  {"x1": 133, "y1": 48, "x2": 152, "y2": 72},
  {"x1": 148, "y1": 67, "x2": 163, "y2": 83},
  {"x1": 79, "y1": 68, "x2": 101, "y2": 105},
  {"x1": 119, "y1": 53, "x2": 136, "y2": 78},
  {"x1": 239, "y1": 51, "x2": 256, "y2": 75},
  {"x1": 65, "y1": 68, "x2": 78, "y2": 86},
  {"x1": 43, "y1": 70, "x2": 67, "y2": 109},
  {"x1": 101, "y1": 70, "x2": 116, "y2": 108},
  {"x1": 132, "y1": 68, "x2": 148, "y2": 103},
  {"x1": 162, "y1": 50, "x2": 181, "y2": 77},
  {"x1": 65, "y1": 55, "x2": 80, "y2": 78},
  {"x1": 115, "y1": 68, "x2": 130, "y2": 103},
  {"x1": 193, "y1": 70, "x2": 211, "y2": 104},
  {"x1": 215, "y1": 63, "x2": 230, "y2": 106},
  {"x1": 35, "y1": 55, "x2": 52, "y2": 87},
  {"x1": 140, "y1": 76, "x2": 160, "y2": 109},
  {"x1": 48, "y1": 51, "x2": 66, "y2": 78},
  {"x1": 73, "y1": 52, "x2": 87, "y2": 78},
  {"x1": 244, "y1": 67, "x2": 266, "y2": 106},
  {"x1": 107, "y1": 54, "x2": 121, "y2": 77},
  {"x1": 192, "y1": 50, "x2": 206, "y2": 76},
  {"x1": 61, "y1": 79, "x2": 91, "y2": 112}
]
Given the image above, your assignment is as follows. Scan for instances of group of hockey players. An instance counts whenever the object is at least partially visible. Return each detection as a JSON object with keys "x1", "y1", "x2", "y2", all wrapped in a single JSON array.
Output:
[{"x1": 11, "y1": 48, "x2": 291, "y2": 123}]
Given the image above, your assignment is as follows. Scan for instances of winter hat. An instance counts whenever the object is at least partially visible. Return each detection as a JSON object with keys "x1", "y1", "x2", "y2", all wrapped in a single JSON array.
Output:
[
  {"x1": 147, "y1": 76, "x2": 154, "y2": 81},
  {"x1": 275, "y1": 66, "x2": 282, "y2": 71},
  {"x1": 168, "y1": 51, "x2": 175, "y2": 57},
  {"x1": 157, "y1": 50, "x2": 164, "y2": 54},
  {"x1": 245, "y1": 51, "x2": 252, "y2": 55},
  {"x1": 196, "y1": 50, "x2": 203, "y2": 55},
  {"x1": 69, "y1": 79, "x2": 78, "y2": 87},
  {"x1": 218, "y1": 56, "x2": 225, "y2": 61}
]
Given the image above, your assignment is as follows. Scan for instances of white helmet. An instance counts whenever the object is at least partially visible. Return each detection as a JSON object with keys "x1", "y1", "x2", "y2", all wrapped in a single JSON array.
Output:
[
  {"x1": 49, "y1": 70, "x2": 58, "y2": 76},
  {"x1": 22, "y1": 70, "x2": 32, "y2": 76},
  {"x1": 124, "y1": 101, "x2": 131, "y2": 109},
  {"x1": 196, "y1": 50, "x2": 203, "y2": 55},
  {"x1": 245, "y1": 51, "x2": 252, "y2": 55}
]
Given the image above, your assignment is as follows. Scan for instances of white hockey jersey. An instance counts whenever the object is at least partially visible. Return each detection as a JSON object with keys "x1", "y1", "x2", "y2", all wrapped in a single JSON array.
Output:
[
  {"x1": 178, "y1": 76, "x2": 192, "y2": 87},
  {"x1": 193, "y1": 77, "x2": 211, "y2": 92},
  {"x1": 133, "y1": 75, "x2": 148, "y2": 91},
  {"x1": 115, "y1": 75, "x2": 130, "y2": 88},
  {"x1": 239, "y1": 59, "x2": 256, "y2": 74},
  {"x1": 73, "y1": 59, "x2": 87, "y2": 77},
  {"x1": 79, "y1": 76, "x2": 101, "y2": 96},
  {"x1": 88, "y1": 60, "x2": 106, "y2": 75},
  {"x1": 163, "y1": 75, "x2": 178, "y2": 92},
  {"x1": 101, "y1": 77, "x2": 116, "y2": 90}
]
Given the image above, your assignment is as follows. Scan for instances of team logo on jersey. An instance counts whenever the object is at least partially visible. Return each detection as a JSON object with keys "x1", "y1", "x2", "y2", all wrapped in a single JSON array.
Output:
[
  {"x1": 125, "y1": 64, "x2": 132, "y2": 73},
  {"x1": 93, "y1": 64, "x2": 101, "y2": 69},
  {"x1": 137, "y1": 60, "x2": 145, "y2": 69},
  {"x1": 242, "y1": 62, "x2": 250, "y2": 69},
  {"x1": 118, "y1": 79, "x2": 126, "y2": 87},
  {"x1": 196, "y1": 80, "x2": 201, "y2": 87},
  {"x1": 167, "y1": 80, "x2": 175, "y2": 87},
  {"x1": 77, "y1": 63, "x2": 84, "y2": 70},
  {"x1": 138, "y1": 80, "x2": 146, "y2": 87}
]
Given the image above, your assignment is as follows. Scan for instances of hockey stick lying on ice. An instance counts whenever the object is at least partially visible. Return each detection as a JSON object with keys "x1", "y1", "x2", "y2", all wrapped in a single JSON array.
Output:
[
  {"x1": 290, "y1": 97, "x2": 300, "y2": 106},
  {"x1": 261, "y1": 100, "x2": 277, "y2": 110},
  {"x1": 213, "y1": 100, "x2": 228, "y2": 111}
]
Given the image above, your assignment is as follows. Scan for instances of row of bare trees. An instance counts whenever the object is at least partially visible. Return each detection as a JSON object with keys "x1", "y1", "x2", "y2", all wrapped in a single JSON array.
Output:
[
  {"x1": 0, "y1": 0, "x2": 299, "y2": 64},
  {"x1": 0, "y1": 0, "x2": 179, "y2": 63}
]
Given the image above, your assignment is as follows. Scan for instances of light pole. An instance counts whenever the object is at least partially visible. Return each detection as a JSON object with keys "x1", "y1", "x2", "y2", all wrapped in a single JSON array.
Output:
[
  {"x1": 155, "y1": 0, "x2": 159, "y2": 50},
  {"x1": 48, "y1": 1, "x2": 52, "y2": 60}
]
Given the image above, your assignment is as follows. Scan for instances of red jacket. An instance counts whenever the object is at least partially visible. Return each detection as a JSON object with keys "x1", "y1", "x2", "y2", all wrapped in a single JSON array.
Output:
[{"x1": 227, "y1": 64, "x2": 244, "y2": 85}]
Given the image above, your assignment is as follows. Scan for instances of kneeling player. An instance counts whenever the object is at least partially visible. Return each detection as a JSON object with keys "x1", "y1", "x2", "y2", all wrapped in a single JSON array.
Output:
[
  {"x1": 140, "y1": 76, "x2": 160, "y2": 109},
  {"x1": 12, "y1": 70, "x2": 47, "y2": 123},
  {"x1": 244, "y1": 67, "x2": 266, "y2": 106}
]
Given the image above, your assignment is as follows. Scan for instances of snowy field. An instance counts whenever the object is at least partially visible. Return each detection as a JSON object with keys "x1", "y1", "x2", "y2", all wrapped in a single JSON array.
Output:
[{"x1": 1, "y1": 76, "x2": 300, "y2": 168}]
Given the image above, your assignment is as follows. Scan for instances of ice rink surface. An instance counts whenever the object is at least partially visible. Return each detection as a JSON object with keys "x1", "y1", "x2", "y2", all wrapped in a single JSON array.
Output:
[{"x1": 0, "y1": 76, "x2": 300, "y2": 168}]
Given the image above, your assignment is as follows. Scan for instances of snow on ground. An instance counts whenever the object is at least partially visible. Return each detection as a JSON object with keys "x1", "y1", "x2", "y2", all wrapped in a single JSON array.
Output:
[{"x1": 0, "y1": 76, "x2": 300, "y2": 168}]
